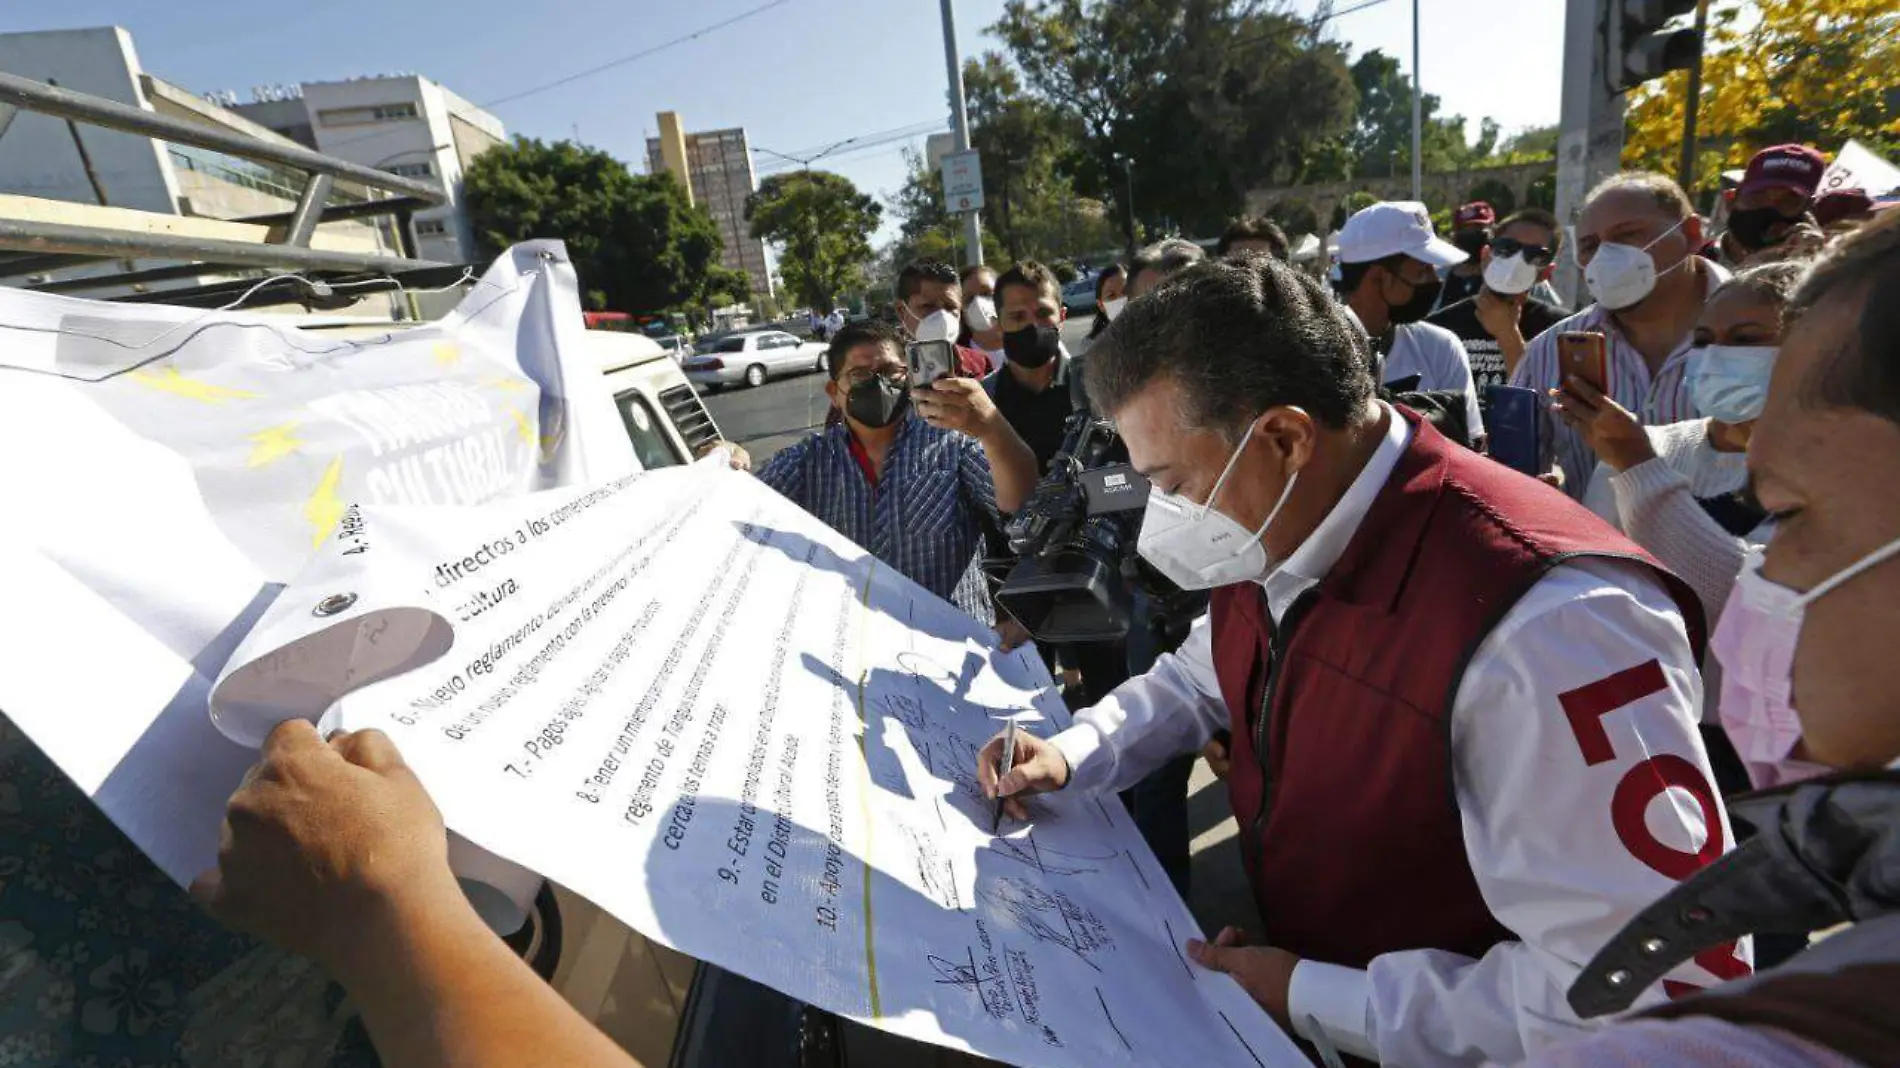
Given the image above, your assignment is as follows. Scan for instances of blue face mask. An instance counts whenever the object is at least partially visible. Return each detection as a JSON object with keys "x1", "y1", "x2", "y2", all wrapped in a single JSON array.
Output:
[{"x1": 1689, "y1": 344, "x2": 1778, "y2": 424}]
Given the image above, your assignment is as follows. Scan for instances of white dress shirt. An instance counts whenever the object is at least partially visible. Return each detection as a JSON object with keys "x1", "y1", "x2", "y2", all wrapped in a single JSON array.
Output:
[{"x1": 1050, "y1": 406, "x2": 1744, "y2": 1066}]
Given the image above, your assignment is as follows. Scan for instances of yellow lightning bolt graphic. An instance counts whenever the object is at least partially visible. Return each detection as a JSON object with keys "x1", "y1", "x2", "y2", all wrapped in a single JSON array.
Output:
[
  {"x1": 482, "y1": 375, "x2": 531, "y2": 393},
  {"x1": 509, "y1": 407, "x2": 536, "y2": 447},
  {"x1": 245, "y1": 422, "x2": 304, "y2": 468},
  {"x1": 303, "y1": 457, "x2": 346, "y2": 548},
  {"x1": 129, "y1": 367, "x2": 258, "y2": 404},
  {"x1": 432, "y1": 342, "x2": 463, "y2": 367}
]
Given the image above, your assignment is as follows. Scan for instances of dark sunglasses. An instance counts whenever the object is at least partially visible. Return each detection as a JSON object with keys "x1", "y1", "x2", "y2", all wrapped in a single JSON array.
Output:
[{"x1": 1488, "y1": 236, "x2": 1555, "y2": 267}]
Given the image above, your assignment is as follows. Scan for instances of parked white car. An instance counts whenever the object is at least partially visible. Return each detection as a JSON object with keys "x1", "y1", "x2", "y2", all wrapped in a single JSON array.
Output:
[{"x1": 681, "y1": 330, "x2": 830, "y2": 389}]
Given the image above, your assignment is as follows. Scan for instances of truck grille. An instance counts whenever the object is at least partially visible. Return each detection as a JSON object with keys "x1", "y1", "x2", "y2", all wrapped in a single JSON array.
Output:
[{"x1": 660, "y1": 384, "x2": 721, "y2": 454}]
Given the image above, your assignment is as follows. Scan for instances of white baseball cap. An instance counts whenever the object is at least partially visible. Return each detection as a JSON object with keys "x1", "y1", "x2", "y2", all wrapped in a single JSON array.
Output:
[{"x1": 1335, "y1": 200, "x2": 1467, "y2": 268}]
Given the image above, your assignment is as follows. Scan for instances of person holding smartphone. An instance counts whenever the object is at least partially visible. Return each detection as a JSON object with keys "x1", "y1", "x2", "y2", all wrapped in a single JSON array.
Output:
[
  {"x1": 1510, "y1": 172, "x2": 1731, "y2": 498},
  {"x1": 704, "y1": 320, "x2": 1038, "y2": 607},
  {"x1": 1560, "y1": 263, "x2": 1810, "y2": 791}
]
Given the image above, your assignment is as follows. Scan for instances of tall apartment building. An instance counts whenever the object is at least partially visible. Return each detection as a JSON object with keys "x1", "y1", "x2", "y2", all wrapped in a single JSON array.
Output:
[
  {"x1": 236, "y1": 74, "x2": 506, "y2": 272},
  {"x1": 645, "y1": 113, "x2": 773, "y2": 299}
]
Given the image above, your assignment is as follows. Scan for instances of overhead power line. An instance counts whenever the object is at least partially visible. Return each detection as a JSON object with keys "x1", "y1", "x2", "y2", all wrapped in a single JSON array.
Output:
[
  {"x1": 754, "y1": 119, "x2": 945, "y2": 173},
  {"x1": 480, "y1": 0, "x2": 796, "y2": 109}
]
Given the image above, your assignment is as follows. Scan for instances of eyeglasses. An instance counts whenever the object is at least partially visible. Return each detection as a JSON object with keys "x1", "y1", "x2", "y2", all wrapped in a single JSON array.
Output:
[
  {"x1": 841, "y1": 367, "x2": 909, "y2": 389},
  {"x1": 1489, "y1": 236, "x2": 1555, "y2": 267}
]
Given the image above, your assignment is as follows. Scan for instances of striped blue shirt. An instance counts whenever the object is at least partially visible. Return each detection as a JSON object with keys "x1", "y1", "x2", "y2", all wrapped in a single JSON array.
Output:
[
  {"x1": 755, "y1": 413, "x2": 999, "y2": 604},
  {"x1": 1509, "y1": 260, "x2": 1731, "y2": 499}
]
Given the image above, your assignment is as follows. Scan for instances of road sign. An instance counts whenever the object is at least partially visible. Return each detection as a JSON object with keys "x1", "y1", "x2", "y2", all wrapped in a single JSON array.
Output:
[{"x1": 940, "y1": 149, "x2": 984, "y2": 213}]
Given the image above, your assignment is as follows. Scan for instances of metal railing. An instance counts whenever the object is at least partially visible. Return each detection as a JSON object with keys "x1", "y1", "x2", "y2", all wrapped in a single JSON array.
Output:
[{"x1": 0, "y1": 70, "x2": 454, "y2": 285}]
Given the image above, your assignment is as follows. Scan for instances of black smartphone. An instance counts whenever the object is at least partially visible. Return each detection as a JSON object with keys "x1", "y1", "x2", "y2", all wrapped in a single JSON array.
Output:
[{"x1": 906, "y1": 340, "x2": 955, "y2": 386}]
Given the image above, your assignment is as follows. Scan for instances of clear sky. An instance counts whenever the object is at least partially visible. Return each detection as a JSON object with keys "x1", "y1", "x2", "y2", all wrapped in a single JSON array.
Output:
[{"x1": 5, "y1": 0, "x2": 1566, "y2": 246}]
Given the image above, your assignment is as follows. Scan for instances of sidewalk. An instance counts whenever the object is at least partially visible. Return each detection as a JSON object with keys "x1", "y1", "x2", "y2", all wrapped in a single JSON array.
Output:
[{"x1": 1183, "y1": 757, "x2": 1262, "y2": 937}]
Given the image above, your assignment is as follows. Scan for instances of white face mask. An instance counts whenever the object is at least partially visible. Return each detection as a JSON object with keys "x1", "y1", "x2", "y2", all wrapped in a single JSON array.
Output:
[
  {"x1": 1584, "y1": 217, "x2": 1689, "y2": 311},
  {"x1": 1137, "y1": 427, "x2": 1299, "y2": 591},
  {"x1": 1101, "y1": 296, "x2": 1128, "y2": 322},
  {"x1": 914, "y1": 308, "x2": 959, "y2": 343},
  {"x1": 1482, "y1": 252, "x2": 1540, "y2": 296},
  {"x1": 964, "y1": 295, "x2": 996, "y2": 333}
]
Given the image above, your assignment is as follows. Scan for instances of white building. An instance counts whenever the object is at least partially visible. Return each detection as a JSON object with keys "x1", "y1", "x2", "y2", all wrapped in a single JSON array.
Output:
[
  {"x1": 0, "y1": 26, "x2": 404, "y2": 311},
  {"x1": 238, "y1": 75, "x2": 506, "y2": 267}
]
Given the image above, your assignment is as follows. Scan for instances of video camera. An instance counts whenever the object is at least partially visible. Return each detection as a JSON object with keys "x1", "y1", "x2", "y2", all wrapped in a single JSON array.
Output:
[{"x1": 992, "y1": 410, "x2": 1203, "y2": 647}]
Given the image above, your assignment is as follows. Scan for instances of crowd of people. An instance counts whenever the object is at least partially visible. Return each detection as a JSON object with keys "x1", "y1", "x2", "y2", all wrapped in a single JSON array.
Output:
[{"x1": 191, "y1": 142, "x2": 1900, "y2": 1068}]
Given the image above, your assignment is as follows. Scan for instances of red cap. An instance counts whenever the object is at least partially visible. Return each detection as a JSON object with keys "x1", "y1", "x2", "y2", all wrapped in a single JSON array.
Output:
[
  {"x1": 1813, "y1": 188, "x2": 1875, "y2": 228},
  {"x1": 1739, "y1": 144, "x2": 1827, "y2": 199},
  {"x1": 1454, "y1": 201, "x2": 1496, "y2": 228}
]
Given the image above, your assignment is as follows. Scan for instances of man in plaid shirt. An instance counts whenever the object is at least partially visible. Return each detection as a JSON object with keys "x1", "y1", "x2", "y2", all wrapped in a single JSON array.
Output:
[{"x1": 713, "y1": 320, "x2": 1038, "y2": 603}]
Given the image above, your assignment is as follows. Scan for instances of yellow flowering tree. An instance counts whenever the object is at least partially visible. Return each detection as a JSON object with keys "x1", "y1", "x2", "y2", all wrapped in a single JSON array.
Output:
[{"x1": 1624, "y1": 0, "x2": 1900, "y2": 193}]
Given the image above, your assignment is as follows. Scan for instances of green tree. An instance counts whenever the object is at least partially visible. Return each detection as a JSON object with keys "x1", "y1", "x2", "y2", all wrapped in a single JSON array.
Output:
[
  {"x1": 747, "y1": 170, "x2": 882, "y2": 313},
  {"x1": 1344, "y1": 50, "x2": 1487, "y2": 179},
  {"x1": 992, "y1": 0, "x2": 1356, "y2": 245},
  {"x1": 463, "y1": 137, "x2": 724, "y2": 312},
  {"x1": 1624, "y1": 0, "x2": 1899, "y2": 193}
]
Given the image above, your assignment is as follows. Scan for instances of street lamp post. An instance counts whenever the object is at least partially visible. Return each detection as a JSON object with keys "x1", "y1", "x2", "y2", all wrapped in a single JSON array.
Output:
[
  {"x1": 1117, "y1": 154, "x2": 1136, "y2": 253},
  {"x1": 1410, "y1": 0, "x2": 1422, "y2": 201}
]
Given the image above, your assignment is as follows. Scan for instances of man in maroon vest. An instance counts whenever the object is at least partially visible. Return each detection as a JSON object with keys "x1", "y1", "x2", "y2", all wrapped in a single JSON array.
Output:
[{"x1": 980, "y1": 253, "x2": 1748, "y2": 1065}]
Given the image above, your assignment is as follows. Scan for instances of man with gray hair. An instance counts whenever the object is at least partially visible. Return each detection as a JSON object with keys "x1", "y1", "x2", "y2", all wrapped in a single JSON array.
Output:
[
  {"x1": 1513, "y1": 171, "x2": 1731, "y2": 498},
  {"x1": 979, "y1": 252, "x2": 1741, "y2": 1065}
]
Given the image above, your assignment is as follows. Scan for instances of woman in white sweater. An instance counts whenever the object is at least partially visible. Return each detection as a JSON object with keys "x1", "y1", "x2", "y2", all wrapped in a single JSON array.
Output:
[{"x1": 1556, "y1": 262, "x2": 1812, "y2": 787}]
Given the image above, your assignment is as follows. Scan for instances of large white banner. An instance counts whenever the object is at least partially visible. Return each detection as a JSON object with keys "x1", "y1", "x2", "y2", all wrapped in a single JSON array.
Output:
[
  {"x1": 0, "y1": 242, "x2": 634, "y2": 884},
  {"x1": 203, "y1": 459, "x2": 1305, "y2": 1068}
]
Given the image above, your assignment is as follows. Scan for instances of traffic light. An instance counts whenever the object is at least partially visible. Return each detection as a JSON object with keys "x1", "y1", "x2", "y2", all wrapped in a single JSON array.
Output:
[{"x1": 1610, "y1": 0, "x2": 1702, "y2": 91}]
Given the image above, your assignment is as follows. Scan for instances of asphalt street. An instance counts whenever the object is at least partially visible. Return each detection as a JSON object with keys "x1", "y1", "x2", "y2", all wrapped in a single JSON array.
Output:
[{"x1": 696, "y1": 311, "x2": 1258, "y2": 935}]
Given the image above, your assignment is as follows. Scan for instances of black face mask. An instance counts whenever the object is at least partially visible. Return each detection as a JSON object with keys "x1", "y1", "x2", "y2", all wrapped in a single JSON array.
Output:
[
  {"x1": 844, "y1": 375, "x2": 910, "y2": 429},
  {"x1": 1002, "y1": 323, "x2": 1062, "y2": 369},
  {"x1": 1725, "y1": 204, "x2": 1803, "y2": 252},
  {"x1": 1387, "y1": 273, "x2": 1442, "y2": 324},
  {"x1": 1452, "y1": 229, "x2": 1490, "y2": 256}
]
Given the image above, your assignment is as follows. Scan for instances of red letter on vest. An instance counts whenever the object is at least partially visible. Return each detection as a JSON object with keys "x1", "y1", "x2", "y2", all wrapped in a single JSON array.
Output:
[
  {"x1": 1612, "y1": 754, "x2": 1725, "y2": 880},
  {"x1": 1559, "y1": 659, "x2": 1668, "y2": 766}
]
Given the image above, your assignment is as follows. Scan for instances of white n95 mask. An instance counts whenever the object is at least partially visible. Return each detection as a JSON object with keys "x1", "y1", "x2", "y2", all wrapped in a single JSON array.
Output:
[
  {"x1": 1102, "y1": 296, "x2": 1128, "y2": 322},
  {"x1": 1136, "y1": 429, "x2": 1299, "y2": 591},
  {"x1": 916, "y1": 309, "x2": 959, "y2": 343},
  {"x1": 964, "y1": 295, "x2": 996, "y2": 333},
  {"x1": 1584, "y1": 217, "x2": 1688, "y2": 311},
  {"x1": 1482, "y1": 252, "x2": 1540, "y2": 296}
]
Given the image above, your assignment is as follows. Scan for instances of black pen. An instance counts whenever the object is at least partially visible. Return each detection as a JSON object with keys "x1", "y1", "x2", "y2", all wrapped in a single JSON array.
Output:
[{"x1": 991, "y1": 720, "x2": 1018, "y2": 834}]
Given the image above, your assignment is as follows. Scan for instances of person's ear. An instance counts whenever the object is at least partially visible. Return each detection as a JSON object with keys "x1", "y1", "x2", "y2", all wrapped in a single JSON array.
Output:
[
  {"x1": 825, "y1": 376, "x2": 844, "y2": 408},
  {"x1": 1479, "y1": 244, "x2": 1494, "y2": 269},
  {"x1": 1251, "y1": 406, "x2": 1318, "y2": 476},
  {"x1": 1058, "y1": 305, "x2": 1068, "y2": 324},
  {"x1": 1683, "y1": 214, "x2": 1706, "y2": 248}
]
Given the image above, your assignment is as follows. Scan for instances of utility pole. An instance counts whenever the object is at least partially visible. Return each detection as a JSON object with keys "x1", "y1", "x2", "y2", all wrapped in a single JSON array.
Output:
[
  {"x1": 1677, "y1": 0, "x2": 1711, "y2": 193},
  {"x1": 1556, "y1": 0, "x2": 1702, "y2": 305},
  {"x1": 939, "y1": 0, "x2": 984, "y2": 267},
  {"x1": 1410, "y1": 0, "x2": 1423, "y2": 201},
  {"x1": 1554, "y1": 0, "x2": 1629, "y2": 307}
]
